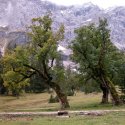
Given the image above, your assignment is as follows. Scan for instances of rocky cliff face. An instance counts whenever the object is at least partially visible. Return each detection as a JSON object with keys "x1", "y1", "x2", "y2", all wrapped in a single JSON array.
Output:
[
  {"x1": 0, "y1": 0, "x2": 125, "y2": 58},
  {"x1": 0, "y1": 0, "x2": 60, "y2": 30},
  {"x1": 0, "y1": 27, "x2": 27, "y2": 56},
  {"x1": 106, "y1": 7, "x2": 125, "y2": 50}
]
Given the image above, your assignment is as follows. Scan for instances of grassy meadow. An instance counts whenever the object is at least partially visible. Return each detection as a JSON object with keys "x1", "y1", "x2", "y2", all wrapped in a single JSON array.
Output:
[
  {"x1": 0, "y1": 92, "x2": 125, "y2": 112},
  {"x1": 0, "y1": 92, "x2": 125, "y2": 125}
]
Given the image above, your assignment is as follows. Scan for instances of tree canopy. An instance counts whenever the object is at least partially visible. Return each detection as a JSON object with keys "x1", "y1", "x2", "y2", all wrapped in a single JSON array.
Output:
[
  {"x1": 72, "y1": 18, "x2": 124, "y2": 105},
  {"x1": 1, "y1": 14, "x2": 70, "y2": 108}
]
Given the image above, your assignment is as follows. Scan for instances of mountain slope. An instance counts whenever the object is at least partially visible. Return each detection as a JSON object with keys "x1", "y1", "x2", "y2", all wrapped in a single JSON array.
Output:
[{"x1": 0, "y1": 0, "x2": 125, "y2": 54}]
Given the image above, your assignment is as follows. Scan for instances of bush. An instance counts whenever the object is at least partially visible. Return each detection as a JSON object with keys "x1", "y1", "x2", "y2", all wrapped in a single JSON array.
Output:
[
  {"x1": 66, "y1": 90, "x2": 74, "y2": 96},
  {"x1": 48, "y1": 95, "x2": 59, "y2": 103},
  {"x1": 120, "y1": 95, "x2": 125, "y2": 103},
  {"x1": 82, "y1": 81, "x2": 101, "y2": 94}
]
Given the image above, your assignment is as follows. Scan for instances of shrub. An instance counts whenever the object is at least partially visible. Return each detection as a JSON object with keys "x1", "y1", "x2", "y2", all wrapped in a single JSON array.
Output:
[
  {"x1": 66, "y1": 90, "x2": 74, "y2": 96},
  {"x1": 120, "y1": 95, "x2": 125, "y2": 103},
  {"x1": 48, "y1": 95, "x2": 59, "y2": 103}
]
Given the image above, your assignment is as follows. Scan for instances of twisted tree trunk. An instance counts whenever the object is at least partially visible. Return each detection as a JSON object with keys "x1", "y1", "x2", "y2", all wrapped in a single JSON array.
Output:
[
  {"x1": 49, "y1": 81, "x2": 70, "y2": 109},
  {"x1": 100, "y1": 75, "x2": 121, "y2": 105},
  {"x1": 100, "y1": 83, "x2": 109, "y2": 104}
]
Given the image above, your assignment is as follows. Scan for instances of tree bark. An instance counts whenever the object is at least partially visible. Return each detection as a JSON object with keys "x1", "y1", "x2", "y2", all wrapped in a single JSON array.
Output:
[
  {"x1": 100, "y1": 75, "x2": 121, "y2": 105},
  {"x1": 100, "y1": 84, "x2": 109, "y2": 104},
  {"x1": 105, "y1": 77, "x2": 121, "y2": 105},
  {"x1": 49, "y1": 81, "x2": 70, "y2": 109}
]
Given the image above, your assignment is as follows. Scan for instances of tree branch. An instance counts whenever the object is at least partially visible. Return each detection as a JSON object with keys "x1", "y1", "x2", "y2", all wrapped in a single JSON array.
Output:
[
  {"x1": 13, "y1": 71, "x2": 36, "y2": 84},
  {"x1": 49, "y1": 58, "x2": 55, "y2": 70},
  {"x1": 12, "y1": 66, "x2": 29, "y2": 77},
  {"x1": 23, "y1": 64, "x2": 46, "y2": 80},
  {"x1": 42, "y1": 60, "x2": 50, "y2": 79}
]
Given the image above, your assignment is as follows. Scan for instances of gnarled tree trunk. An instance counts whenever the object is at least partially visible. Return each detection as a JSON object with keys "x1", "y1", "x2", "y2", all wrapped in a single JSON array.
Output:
[
  {"x1": 100, "y1": 83, "x2": 109, "y2": 104},
  {"x1": 105, "y1": 77, "x2": 121, "y2": 105},
  {"x1": 49, "y1": 81, "x2": 70, "y2": 109},
  {"x1": 100, "y1": 75, "x2": 121, "y2": 105}
]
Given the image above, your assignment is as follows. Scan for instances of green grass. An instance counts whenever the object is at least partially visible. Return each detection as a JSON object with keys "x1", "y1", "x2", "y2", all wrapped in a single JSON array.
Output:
[
  {"x1": 0, "y1": 92, "x2": 125, "y2": 112},
  {"x1": 0, "y1": 92, "x2": 125, "y2": 125},
  {"x1": 0, "y1": 112, "x2": 125, "y2": 125}
]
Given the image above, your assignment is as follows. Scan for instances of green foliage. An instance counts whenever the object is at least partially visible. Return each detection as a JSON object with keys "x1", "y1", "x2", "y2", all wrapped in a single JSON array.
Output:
[
  {"x1": 72, "y1": 19, "x2": 118, "y2": 77},
  {"x1": 1, "y1": 14, "x2": 65, "y2": 96},
  {"x1": 82, "y1": 80, "x2": 101, "y2": 94},
  {"x1": 71, "y1": 18, "x2": 125, "y2": 95},
  {"x1": 48, "y1": 94, "x2": 59, "y2": 103},
  {"x1": 1, "y1": 47, "x2": 30, "y2": 96},
  {"x1": 3, "y1": 71, "x2": 30, "y2": 96},
  {"x1": 66, "y1": 90, "x2": 75, "y2": 96},
  {"x1": 120, "y1": 95, "x2": 125, "y2": 103},
  {"x1": 114, "y1": 63, "x2": 125, "y2": 94},
  {"x1": 52, "y1": 51, "x2": 65, "y2": 85},
  {"x1": 26, "y1": 74, "x2": 47, "y2": 93},
  {"x1": 53, "y1": 52, "x2": 80, "y2": 96},
  {"x1": 0, "y1": 61, "x2": 6, "y2": 94},
  {"x1": 64, "y1": 66, "x2": 80, "y2": 94}
]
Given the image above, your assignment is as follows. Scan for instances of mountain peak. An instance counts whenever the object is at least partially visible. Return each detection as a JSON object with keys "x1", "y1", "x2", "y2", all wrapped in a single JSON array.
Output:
[
  {"x1": 82, "y1": 2, "x2": 96, "y2": 7},
  {"x1": 0, "y1": 1, "x2": 125, "y2": 50}
]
